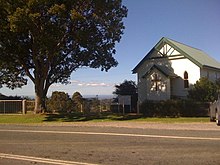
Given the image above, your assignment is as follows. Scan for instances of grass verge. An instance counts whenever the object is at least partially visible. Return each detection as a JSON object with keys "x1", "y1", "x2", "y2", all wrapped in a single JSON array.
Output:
[
  {"x1": 0, "y1": 113, "x2": 209, "y2": 124},
  {"x1": 0, "y1": 114, "x2": 45, "y2": 123}
]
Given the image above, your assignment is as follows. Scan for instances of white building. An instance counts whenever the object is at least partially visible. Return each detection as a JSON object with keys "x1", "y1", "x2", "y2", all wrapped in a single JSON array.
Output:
[{"x1": 132, "y1": 37, "x2": 220, "y2": 103}]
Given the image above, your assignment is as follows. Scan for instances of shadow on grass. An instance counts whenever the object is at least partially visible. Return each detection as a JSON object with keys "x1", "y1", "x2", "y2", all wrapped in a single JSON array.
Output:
[{"x1": 43, "y1": 112, "x2": 143, "y2": 122}]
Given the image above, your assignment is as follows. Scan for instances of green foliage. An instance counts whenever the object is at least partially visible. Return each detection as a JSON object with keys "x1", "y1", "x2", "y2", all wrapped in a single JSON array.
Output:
[
  {"x1": 179, "y1": 100, "x2": 209, "y2": 117},
  {"x1": 84, "y1": 98, "x2": 100, "y2": 113},
  {"x1": 47, "y1": 91, "x2": 73, "y2": 113},
  {"x1": 113, "y1": 80, "x2": 137, "y2": 95},
  {"x1": 0, "y1": 62, "x2": 27, "y2": 89},
  {"x1": 140, "y1": 100, "x2": 179, "y2": 117},
  {"x1": 0, "y1": 0, "x2": 127, "y2": 112},
  {"x1": 188, "y1": 77, "x2": 218, "y2": 102},
  {"x1": 72, "y1": 91, "x2": 83, "y2": 112},
  {"x1": 140, "y1": 100, "x2": 209, "y2": 117},
  {"x1": 113, "y1": 80, "x2": 138, "y2": 112}
]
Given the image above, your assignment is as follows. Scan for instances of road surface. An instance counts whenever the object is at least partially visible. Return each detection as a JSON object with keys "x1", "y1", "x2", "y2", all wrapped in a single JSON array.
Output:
[{"x1": 0, "y1": 123, "x2": 220, "y2": 165}]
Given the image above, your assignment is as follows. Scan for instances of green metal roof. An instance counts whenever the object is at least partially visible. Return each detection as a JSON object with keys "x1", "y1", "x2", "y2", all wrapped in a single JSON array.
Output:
[
  {"x1": 133, "y1": 37, "x2": 220, "y2": 73},
  {"x1": 164, "y1": 38, "x2": 220, "y2": 69}
]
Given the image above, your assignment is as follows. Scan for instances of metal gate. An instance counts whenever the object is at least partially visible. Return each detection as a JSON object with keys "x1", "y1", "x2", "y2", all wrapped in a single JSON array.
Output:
[{"x1": 0, "y1": 100, "x2": 23, "y2": 114}]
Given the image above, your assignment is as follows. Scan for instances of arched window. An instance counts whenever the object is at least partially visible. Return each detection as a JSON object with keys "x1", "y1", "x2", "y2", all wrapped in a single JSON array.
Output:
[{"x1": 184, "y1": 71, "x2": 189, "y2": 88}]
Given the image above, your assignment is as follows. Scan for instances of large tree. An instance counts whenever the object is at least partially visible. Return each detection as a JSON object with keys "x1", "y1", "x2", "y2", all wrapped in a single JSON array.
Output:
[{"x1": 0, "y1": 0, "x2": 127, "y2": 113}]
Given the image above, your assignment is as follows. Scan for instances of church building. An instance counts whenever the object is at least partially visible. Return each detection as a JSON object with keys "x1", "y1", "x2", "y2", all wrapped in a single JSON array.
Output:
[{"x1": 132, "y1": 37, "x2": 220, "y2": 103}]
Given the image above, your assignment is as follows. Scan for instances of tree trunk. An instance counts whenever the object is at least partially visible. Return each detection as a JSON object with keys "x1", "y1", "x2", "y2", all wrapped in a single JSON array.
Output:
[
  {"x1": 34, "y1": 94, "x2": 43, "y2": 114},
  {"x1": 34, "y1": 79, "x2": 47, "y2": 114},
  {"x1": 34, "y1": 91, "x2": 47, "y2": 114}
]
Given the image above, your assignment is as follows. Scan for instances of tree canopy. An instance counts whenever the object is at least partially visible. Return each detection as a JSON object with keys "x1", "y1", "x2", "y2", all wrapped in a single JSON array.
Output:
[
  {"x1": 72, "y1": 91, "x2": 83, "y2": 112},
  {"x1": 0, "y1": 0, "x2": 127, "y2": 113},
  {"x1": 188, "y1": 77, "x2": 219, "y2": 102},
  {"x1": 113, "y1": 80, "x2": 137, "y2": 96},
  {"x1": 47, "y1": 91, "x2": 73, "y2": 113}
]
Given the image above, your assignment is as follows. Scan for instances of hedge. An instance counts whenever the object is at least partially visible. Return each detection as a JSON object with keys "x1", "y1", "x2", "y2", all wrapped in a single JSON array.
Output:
[{"x1": 139, "y1": 99, "x2": 209, "y2": 117}]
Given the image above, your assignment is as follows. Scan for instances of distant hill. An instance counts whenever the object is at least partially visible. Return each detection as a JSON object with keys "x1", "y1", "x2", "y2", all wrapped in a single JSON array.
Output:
[
  {"x1": 0, "y1": 93, "x2": 22, "y2": 100},
  {"x1": 83, "y1": 95, "x2": 114, "y2": 100},
  {"x1": 0, "y1": 93, "x2": 8, "y2": 99}
]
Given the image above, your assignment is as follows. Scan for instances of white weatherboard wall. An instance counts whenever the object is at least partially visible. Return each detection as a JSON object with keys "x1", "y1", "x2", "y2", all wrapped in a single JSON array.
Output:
[
  {"x1": 170, "y1": 58, "x2": 200, "y2": 97},
  {"x1": 171, "y1": 58, "x2": 200, "y2": 84}
]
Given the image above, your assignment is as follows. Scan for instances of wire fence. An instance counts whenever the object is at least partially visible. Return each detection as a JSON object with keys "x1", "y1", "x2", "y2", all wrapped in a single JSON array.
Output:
[
  {"x1": 0, "y1": 100, "x2": 35, "y2": 114},
  {"x1": 26, "y1": 100, "x2": 35, "y2": 112}
]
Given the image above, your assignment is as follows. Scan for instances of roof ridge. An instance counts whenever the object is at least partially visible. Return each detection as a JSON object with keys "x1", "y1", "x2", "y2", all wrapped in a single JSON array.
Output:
[
  {"x1": 133, "y1": 37, "x2": 220, "y2": 73},
  {"x1": 164, "y1": 37, "x2": 203, "y2": 52}
]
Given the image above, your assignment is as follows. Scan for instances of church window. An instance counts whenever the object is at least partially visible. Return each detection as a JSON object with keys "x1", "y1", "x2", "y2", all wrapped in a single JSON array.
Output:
[
  {"x1": 184, "y1": 71, "x2": 189, "y2": 88},
  {"x1": 151, "y1": 73, "x2": 161, "y2": 91}
]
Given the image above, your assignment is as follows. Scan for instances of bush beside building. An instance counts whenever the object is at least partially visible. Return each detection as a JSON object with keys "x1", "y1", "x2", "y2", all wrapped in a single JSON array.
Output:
[{"x1": 139, "y1": 99, "x2": 209, "y2": 117}]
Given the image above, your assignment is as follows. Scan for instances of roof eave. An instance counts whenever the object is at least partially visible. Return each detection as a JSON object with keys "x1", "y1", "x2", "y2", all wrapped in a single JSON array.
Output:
[
  {"x1": 132, "y1": 48, "x2": 155, "y2": 73},
  {"x1": 202, "y1": 65, "x2": 220, "y2": 71}
]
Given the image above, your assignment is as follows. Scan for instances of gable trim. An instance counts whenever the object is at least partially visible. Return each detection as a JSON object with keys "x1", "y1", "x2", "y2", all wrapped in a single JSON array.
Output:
[
  {"x1": 162, "y1": 38, "x2": 203, "y2": 68},
  {"x1": 142, "y1": 64, "x2": 178, "y2": 79},
  {"x1": 132, "y1": 47, "x2": 155, "y2": 73},
  {"x1": 133, "y1": 37, "x2": 220, "y2": 74}
]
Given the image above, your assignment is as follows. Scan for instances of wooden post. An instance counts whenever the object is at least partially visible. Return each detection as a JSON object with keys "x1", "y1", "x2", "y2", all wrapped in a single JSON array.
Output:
[
  {"x1": 137, "y1": 101, "x2": 140, "y2": 115},
  {"x1": 22, "y1": 100, "x2": 26, "y2": 114},
  {"x1": 117, "y1": 103, "x2": 120, "y2": 113},
  {"x1": 122, "y1": 100, "x2": 125, "y2": 116},
  {"x1": 80, "y1": 104, "x2": 83, "y2": 113}
]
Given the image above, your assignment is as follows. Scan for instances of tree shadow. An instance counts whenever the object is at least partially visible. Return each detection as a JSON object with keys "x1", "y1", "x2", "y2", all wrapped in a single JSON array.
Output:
[{"x1": 43, "y1": 112, "x2": 144, "y2": 122}]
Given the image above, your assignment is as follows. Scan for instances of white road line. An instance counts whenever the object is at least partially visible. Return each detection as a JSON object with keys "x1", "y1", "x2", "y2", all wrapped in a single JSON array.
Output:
[
  {"x1": 0, "y1": 153, "x2": 98, "y2": 165},
  {"x1": 0, "y1": 129, "x2": 219, "y2": 141}
]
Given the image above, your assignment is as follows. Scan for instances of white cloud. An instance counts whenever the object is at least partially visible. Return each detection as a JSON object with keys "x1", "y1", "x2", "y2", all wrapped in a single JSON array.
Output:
[
  {"x1": 51, "y1": 80, "x2": 114, "y2": 88},
  {"x1": 78, "y1": 83, "x2": 84, "y2": 86},
  {"x1": 51, "y1": 84, "x2": 62, "y2": 87},
  {"x1": 70, "y1": 80, "x2": 79, "y2": 84},
  {"x1": 85, "y1": 82, "x2": 111, "y2": 87},
  {"x1": 77, "y1": 82, "x2": 113, "y2": 87}
]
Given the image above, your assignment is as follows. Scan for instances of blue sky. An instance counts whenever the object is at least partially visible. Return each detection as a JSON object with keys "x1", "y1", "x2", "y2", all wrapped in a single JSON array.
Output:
[{"x1": 1, "y1": 0, "x2": 220, "y2": 98}]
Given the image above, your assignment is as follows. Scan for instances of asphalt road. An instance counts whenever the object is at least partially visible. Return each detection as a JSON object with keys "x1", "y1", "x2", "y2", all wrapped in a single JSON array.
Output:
[{"x1": 0, "y1": 124, "x2": 220, "y2": 165}]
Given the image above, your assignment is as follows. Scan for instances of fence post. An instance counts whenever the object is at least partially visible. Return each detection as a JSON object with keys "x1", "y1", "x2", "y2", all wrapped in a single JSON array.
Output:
[
  {"x1": 137, "y1": 101, "x2": 140, "y2": 115},
  {"x1": 3, "y1": 101, "x2": 6, "y2": 114},
  {"x1": 22, "y1": 100, "x2": 26, "y2": 114}
]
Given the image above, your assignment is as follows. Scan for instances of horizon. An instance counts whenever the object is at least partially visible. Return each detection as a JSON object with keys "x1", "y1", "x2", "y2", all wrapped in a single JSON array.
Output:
[{"x1": 0, "y1": 93, "x2": 116, "y2": 100}]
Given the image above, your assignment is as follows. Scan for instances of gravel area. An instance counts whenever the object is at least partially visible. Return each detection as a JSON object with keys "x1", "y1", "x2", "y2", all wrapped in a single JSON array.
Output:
[{"x1": 19, "y1": 121, "x2": 220, "y2": 131}]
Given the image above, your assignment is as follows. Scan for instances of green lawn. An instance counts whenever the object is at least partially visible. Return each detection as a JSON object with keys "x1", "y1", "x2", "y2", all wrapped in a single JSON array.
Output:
[
  {"x1": 0, "y1": 113, "x2": 209, "y2": 124},
  {"x1": 0, "y1": 114, "x2": 45, "y2": 123}
]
